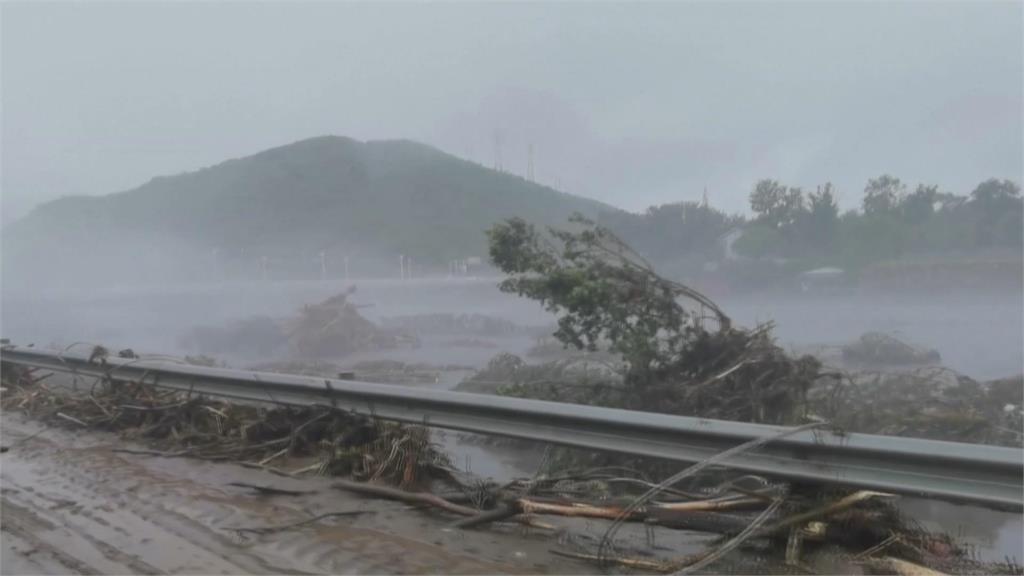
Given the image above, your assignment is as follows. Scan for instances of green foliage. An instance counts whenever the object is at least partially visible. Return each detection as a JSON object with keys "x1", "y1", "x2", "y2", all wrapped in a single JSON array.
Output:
[
  {"x1": 487, "y1": 215, "x2": 820, "y2": 424},
  {"x1": 863, "y1": 174, "x2": 907, "y2": 216},
  {"x1": 488, "y1": 214, "x2": 726, "y2": 361},
  {"x1": 837, "y1": 211, "x2": 907, "y2": 268},
  {"x1": 733, "y1": 223, "x2": 784, "y2": 259},
  {"x1": 799, "y1": 183, "x2": 840, "y2": 251},
  {"x1": 733, "y1": 175, "x2": 1021, "y2": 273},
  {"x1": 749, "y1": 179, "x2": 804, "y2": 229},
  {"x1": 597, "y1": 201, "x2": 740, "y2": 264},
  {"x1": 901, "y1": 184, "x2": 939, "y2": 225},
  {"x1": 970, "y1": 178, "x2": 1020, "y2": 208},
  {"x1": 969, "y1": 179, "x2": 1022, "y2": 248}
]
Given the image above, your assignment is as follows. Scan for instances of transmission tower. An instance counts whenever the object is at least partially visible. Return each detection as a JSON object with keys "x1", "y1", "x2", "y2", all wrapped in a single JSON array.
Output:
[
  {"x1": 493, "y1": 130, "x2": 504, "y2": 172},
  {"x1": 527, "y1": 143, "x2": 535, "y2": 181}
]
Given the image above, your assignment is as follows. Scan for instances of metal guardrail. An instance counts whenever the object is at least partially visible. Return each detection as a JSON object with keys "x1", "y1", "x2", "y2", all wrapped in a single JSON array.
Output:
[{"x1": 2, "y1": 345, "x2": 1021, "y2": 510}]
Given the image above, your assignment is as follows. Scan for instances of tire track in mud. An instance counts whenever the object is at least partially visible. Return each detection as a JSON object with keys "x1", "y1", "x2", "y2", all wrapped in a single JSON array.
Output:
[
  {"x1": 0, "y1": 419, "x2": 579, "y2": 575},
  {"x1": 2, "y1": 437, "x2": 298, "y2": 574}
]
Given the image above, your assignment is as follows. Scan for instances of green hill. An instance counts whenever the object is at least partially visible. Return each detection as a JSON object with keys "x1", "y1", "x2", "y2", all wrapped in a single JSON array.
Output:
[{"x1": 3, "y1": 136, "x2": 615, "y2": 285}]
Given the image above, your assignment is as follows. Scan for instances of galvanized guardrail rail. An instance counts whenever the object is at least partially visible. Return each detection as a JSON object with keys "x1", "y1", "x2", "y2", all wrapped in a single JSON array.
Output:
[{"x1": 2, "y1": 345, "x2": 1021, "y2": 510}]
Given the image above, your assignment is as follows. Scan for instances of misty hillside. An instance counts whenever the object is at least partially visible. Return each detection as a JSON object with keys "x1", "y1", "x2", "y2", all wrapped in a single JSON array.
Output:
[{"x1": 2, "y1": 136, "x2": 614, "y2": 286}]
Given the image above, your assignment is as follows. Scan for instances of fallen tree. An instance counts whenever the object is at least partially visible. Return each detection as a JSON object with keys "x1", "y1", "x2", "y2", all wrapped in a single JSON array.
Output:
[{"x1": 487, "y1": 214, "x2": 821, "y2": 424}]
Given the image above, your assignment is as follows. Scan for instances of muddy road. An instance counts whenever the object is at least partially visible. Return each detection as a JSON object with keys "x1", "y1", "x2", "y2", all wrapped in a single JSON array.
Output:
[{"x1": 1, "y1": 415, "x2": 597, "y2": 575}]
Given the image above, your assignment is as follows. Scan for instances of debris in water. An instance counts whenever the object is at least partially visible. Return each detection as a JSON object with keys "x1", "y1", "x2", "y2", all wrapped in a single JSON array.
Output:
[{"x1": 841, "y1": 332, "x2": 942, "y2": 366}]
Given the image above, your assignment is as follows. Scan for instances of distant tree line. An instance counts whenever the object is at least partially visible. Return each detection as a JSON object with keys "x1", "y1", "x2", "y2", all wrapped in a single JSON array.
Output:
[
  {"x1": 598, "y1": 201, "x2": 743, "y2": 264},
  {"x1": 598, "y1": 176, "x2": 1021, "y2": 273},
  {"x1": 737, "y1": 176, "x2": 1022, "y2": 268}
]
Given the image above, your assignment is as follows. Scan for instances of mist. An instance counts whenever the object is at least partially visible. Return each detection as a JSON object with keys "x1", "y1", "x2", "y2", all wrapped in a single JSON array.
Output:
[
  {"x1": 2, "y1": 3, "x2": 1023, "y2": 569},
  {"x1": 2, "y1": 0, "x2": 1021, "y2": 372},
  {"x1": 1, "y1": 0, "x2": 1020, "y2": 366},
  {"x1": 2, "y1": 1, "x2": 1021, "y2": 223}
]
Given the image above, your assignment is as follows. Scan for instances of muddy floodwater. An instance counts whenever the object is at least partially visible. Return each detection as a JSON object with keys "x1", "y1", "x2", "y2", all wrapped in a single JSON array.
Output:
[
  {"x1": 2, "y1": 278, "x2": 1022, "y2": 571},
  {"x1": 4, "y1": 278, "x2": 1021, "y2": 379}
]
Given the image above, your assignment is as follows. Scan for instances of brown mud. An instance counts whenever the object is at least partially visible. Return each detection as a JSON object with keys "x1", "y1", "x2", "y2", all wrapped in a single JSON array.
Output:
[{"x1": 0, "y1": 415, "x2": 594, "y2": 575}]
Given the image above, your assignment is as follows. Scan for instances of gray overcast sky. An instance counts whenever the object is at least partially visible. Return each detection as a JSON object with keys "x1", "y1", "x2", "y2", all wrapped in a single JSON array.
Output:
[{"x1": 2, "y1": 1, "x2": 1021, "y2": 224}]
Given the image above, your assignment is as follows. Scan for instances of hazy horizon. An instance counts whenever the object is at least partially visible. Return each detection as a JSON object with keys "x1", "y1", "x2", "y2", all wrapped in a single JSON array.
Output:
[{"x1": 2, "y1": 1, "x2": 1022, "y2": 225}]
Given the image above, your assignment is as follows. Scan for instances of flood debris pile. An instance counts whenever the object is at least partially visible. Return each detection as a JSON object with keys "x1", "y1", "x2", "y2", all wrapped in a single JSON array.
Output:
[
  {"x1": 181, "y1": 287, "x2": 419, "y2": 360},
  {"x1": 330, "y1": 456, "x2": 1019, "y2": 576},
  {"x1": 841, "y1": 332, "x2": 942, "y2": 367},
  {"x1": 471, "y1": 216, "x2": 1022, "y2": 574},
  {"x1": 458, "y1": 352, "x2": 621, "y2": 399},
  {"x1": 811, "y1": 369, "x2": 1023, "y2": 447},
  {"x1": 287, "y1": 288, "x2": 417, "y2": 357},
  {"x1": 483, "y1": 215, "x2": 1022, "y2": 444},
  {"x1": 0, "y1": 363, "x2": 450, "y2": 488}
]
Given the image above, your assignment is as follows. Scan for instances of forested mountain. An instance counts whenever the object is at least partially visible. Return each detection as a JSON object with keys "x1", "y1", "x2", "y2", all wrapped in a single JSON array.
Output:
[{"x1": 2, "y1": 136, "x2": 614, "y2": 286}]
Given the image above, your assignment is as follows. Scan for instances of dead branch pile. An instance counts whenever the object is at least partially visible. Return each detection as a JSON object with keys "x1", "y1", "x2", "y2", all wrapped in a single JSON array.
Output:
[
  {"x1": 287, "y1": 288, "x2": 413, "y2": 357},
  {"x1": 648, "y1": 322, "x2": 821, "y2": 425},
  {"x1": 181, "y1": 288, "x2": 419, "y2": 360},
  {"x1": 810, "y1": 368, "x2": 1023, "y2": 447},
  {"x1": 476, "y1": 217, "x2": 1022, "y2": 573},
  {"x1": 330, "y1": 460, "x2": 1019, "y2": 576},
  {"x1": 457, "y1": 352, "x2": 622, "y2": 399},
  {"x1": 0, "y1": 363, "x2": 450, "y2": 488}
]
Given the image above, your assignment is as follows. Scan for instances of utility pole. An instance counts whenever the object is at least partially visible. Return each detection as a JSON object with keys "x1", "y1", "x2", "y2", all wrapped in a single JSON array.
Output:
[
  {"x1": 319, "y1": 250, "x2": 327, "y2": 281},
  {"x1": 399, "y1": 255, "x2": 405, "y2": 281}
]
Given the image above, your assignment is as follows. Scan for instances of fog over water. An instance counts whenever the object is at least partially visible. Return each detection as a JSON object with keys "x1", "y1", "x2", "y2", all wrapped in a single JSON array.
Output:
[
  {"x1": 2, "y1": 279, "x2": 1020, "y2": 381},
  {"x1": 1, "y1": 2, "x2": 1021, "y2": 569}
]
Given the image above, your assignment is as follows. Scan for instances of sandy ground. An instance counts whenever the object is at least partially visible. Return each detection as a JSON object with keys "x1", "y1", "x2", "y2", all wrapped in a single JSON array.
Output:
[{"x1": 0, "y1": 414, "x2": 598, "y2": 575}]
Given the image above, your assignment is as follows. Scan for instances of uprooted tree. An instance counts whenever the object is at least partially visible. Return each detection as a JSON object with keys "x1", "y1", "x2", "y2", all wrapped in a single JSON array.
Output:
[
  {"x1": 483, "y1": 216, "x2": 1022, "y2": 574},
  {"x1": 487, "y1": 214, "x2": 822, "y2": 424}
]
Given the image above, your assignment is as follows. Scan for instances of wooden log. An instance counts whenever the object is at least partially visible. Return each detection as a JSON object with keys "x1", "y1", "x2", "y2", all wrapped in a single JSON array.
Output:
[
  {"x1": 517, "y1": 498, "x2": 640, "y2": 520},
  {"x1": 756, "y1": 490, "x2": 894, "y2": 537},
  {"x1": 655, "y1": 496, "x2": 764, "y2": 512},
  {"x1": 863, "y1": 557, "x2": 948, "y2": 576},
  {"x1": 451, "y1": 502, "x2": 521, "y2": 529},
  {"x1": 647, "y1": 509, "x2": 754, "y2": 533},
  {"x1": 332, "y1": 479, "x2": 478, "y2": 516}
]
